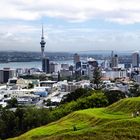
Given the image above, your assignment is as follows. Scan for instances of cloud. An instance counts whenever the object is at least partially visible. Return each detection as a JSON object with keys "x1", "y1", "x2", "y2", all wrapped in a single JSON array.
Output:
[
  {"x1": 1, "y1": 0, "x2": 140, "y2": 52},
  {"x1": 0, "y1": 22, "x2": 140, "y2": 51},
  {"x1": 0, "y1": 0, "x2": 140, "y2": 24}
]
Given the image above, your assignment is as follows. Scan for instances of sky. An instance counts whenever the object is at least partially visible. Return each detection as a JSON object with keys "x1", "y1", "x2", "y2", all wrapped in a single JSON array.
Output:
[{"x1": 1, "y1": 0, "x2": 140, "y2": 52}]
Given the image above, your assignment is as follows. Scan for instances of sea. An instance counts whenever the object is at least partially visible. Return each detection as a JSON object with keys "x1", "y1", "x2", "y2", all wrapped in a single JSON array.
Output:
[
  {"x1": 0, "y1": 60, "x2": 74, "y2": 69},
  {"x1": 0, "y1": 60, "x2": 124, "y2": 69}
]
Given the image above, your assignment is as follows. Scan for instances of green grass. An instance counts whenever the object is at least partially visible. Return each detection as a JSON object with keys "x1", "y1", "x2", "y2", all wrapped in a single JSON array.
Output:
[
  {"x1": 8, "y1": 97, "x2": 140, "y2": 140},
  {"x1": 106, "y1": 97, "x2": 140, "y2": 113}
]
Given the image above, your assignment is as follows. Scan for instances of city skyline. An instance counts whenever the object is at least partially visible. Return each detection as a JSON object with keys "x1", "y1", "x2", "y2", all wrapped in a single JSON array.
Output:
[{"x1": 1, "y1": 0, "x2": 140, "y2": 52}]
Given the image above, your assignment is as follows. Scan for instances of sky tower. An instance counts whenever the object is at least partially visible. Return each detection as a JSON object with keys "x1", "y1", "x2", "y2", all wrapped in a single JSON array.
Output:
[
  {"x1": 40, "y1": 25, "x2": 50, "y2": 73},
  {"x1": 40, "y1": 25, "x2": 46, "y2": 58}
]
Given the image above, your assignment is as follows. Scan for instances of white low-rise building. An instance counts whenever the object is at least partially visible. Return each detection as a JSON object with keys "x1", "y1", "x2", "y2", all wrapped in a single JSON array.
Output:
[{"x1": 102, "y1": 70, "x2": 127, "y2": 79}]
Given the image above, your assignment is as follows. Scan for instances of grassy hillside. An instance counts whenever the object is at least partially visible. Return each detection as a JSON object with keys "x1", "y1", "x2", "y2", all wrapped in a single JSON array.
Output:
[
  {"x1": 106, "y1": 97, "x2": 140, "y2": 113},
  {"x1": 9, "y1": 97, "x2": 140, "y2": 140}
]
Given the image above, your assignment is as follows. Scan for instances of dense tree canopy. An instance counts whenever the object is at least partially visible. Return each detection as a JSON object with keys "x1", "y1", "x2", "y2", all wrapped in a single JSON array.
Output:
[
  {"x1": 60, "y1": 88, "x2": 91, "y2": 104},
  {"x1": 0, "y1": 89, "x2": 127, "y2": 139},
  {"x1": 7, "y1": 98, "x2": 18, "y2": 108},
  {"x1": 104, "y1": 90, "x2": 126, "y2": 105}
]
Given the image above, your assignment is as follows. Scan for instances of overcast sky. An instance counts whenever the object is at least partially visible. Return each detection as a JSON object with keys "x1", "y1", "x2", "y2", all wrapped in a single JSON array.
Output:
[{"x1": 1, "y1": 0, "x2": 140, "y2": 52}]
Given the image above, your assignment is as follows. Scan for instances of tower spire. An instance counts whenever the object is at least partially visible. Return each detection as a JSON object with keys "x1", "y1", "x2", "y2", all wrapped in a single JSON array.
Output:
[
  {"x1": 41, "y1": 24, "x2": 44, "y2": 39},
  {"x1": 40, "y1": 24, "x2": 46, "y2": 58}
]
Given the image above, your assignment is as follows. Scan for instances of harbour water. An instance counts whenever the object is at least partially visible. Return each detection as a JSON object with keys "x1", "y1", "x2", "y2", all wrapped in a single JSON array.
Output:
[
  {"x1": 0, "y1": 60, "x2": 124, "y2": 69},
  {"x1": 0, "y1": 60, "x2": 74, "y2": 69}
]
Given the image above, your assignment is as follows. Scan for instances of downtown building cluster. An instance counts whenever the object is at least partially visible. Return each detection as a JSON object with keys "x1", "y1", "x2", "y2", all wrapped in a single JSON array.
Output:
[{"x1": 0, "y1": 26, "x2": 140, "y2": 108}]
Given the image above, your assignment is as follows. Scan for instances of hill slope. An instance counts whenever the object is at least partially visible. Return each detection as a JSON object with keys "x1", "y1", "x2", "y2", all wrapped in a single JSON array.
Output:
[{"x1": 9, "y1": 97, "x2": 140, "y2": 140}]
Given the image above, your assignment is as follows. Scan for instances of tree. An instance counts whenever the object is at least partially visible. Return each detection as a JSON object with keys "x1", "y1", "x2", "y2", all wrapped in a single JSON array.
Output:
[
  {"x1": 28, "y1": 83, "x2": 34, "y2": 89},
  {"x1": 60, "y1": 88, "x2": 90, "y2": 104},
  {"x1": 104, "y1": 90, "x2": 126, "y2": 105},
  {"x1": 129, "y1": 83, "x2": 140, "y2": 97},
  {"x1": 45, "y1": 99, "x2": 52, "y2": 106},
  {"x1": 15, "y1": 108, "x2": 25, "y2": 132},
  {"x1": 58, "y1": 71, "x2": 61, "y2": 81},
  {"x1": 92, "y1": 67, "x2": 102, "y2": 89},
  {"x1": 0, "y1": 109, "x2": 18, "y2": 139},
  {"x1": 39, "y1": 74, "x2": 47, "y2": 81},
  {"x1": 7, "y1": 98, "x2": 18, "y2": 108},
  {"x1": 0, "y1": 105, "x2": 2, "y2": 110}
]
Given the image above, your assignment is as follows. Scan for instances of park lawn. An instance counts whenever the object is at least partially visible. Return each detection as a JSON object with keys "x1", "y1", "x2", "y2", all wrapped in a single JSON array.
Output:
[{"x1": 8, "y1": 97, "x2": 140, "y2": 140}]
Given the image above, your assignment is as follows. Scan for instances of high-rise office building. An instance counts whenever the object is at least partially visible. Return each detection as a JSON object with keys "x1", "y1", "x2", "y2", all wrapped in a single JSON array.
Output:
[
  {"x1": 73, "y1": 53, "x2": 80, "y2": 64},
  {"x1": 112, "y1": 54, "x2": 118, "y2": 68},
  {"x1": 0, "y1": 68, "x2": 15, "y2": 83},
  {"x1": 110, "y1": 51, "x2": 114, "y2": 68},
  {"x1": 87, "y1": 58, "x2": 98, "y2": 67},
  {"x1": 110, "y1": 51, "x2": 118, "y2": 68},
  {"x1": 132, "y1": 51, "x2": 139, "y2": 67},
  {"x1": 49, "y1": 62, "x2": 59, "y2": 73},
  {"x1": 42, "y1": 57, "x2": 50, "y2": 74}
]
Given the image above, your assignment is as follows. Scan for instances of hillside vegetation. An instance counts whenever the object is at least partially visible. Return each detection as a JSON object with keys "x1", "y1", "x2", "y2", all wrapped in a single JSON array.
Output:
[{"x1": 9, "y1": 97, "x2": 140, "y2": 140}]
